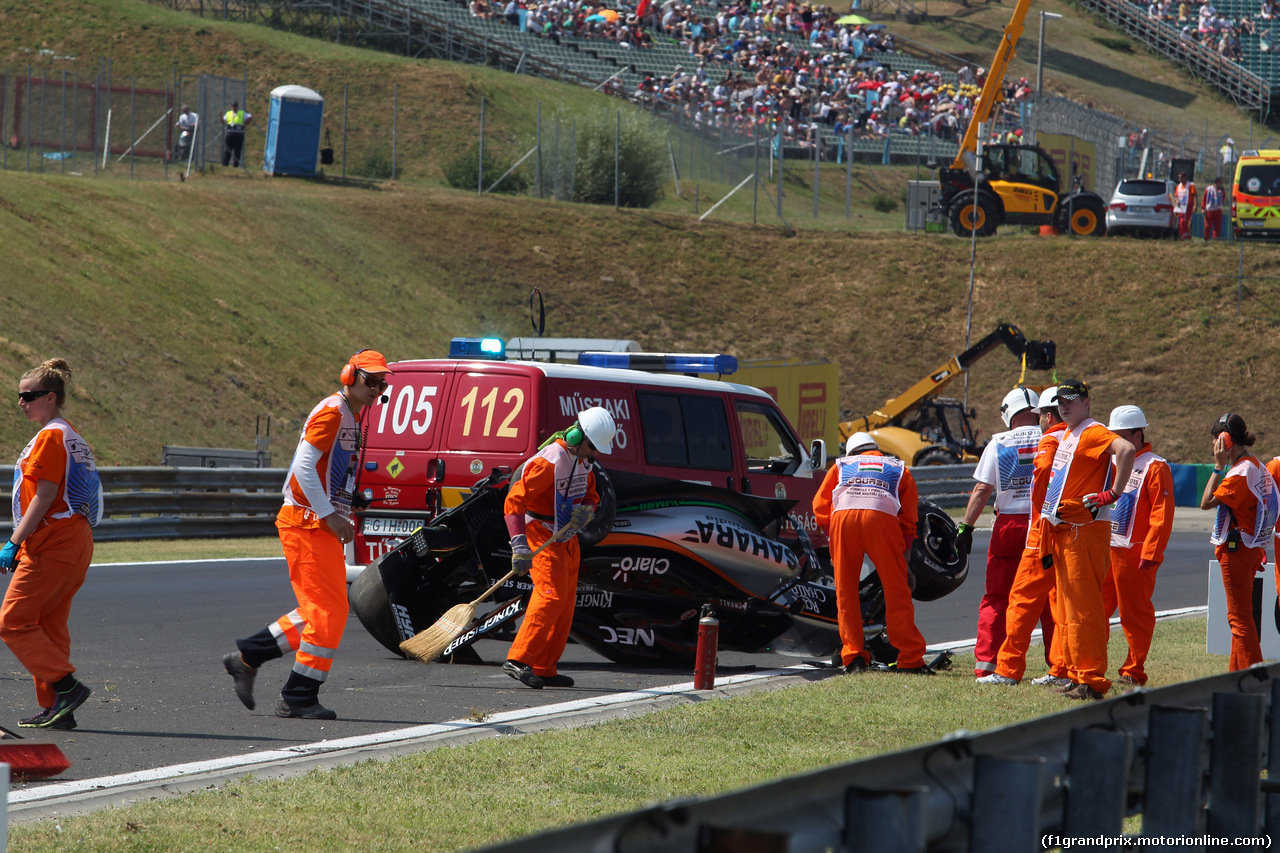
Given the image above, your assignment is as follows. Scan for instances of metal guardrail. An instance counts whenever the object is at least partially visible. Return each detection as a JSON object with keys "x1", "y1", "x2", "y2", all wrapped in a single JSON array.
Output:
[
  {"x1": 0, "y1": 464, "x2": 975, "y2": 542},
  {"x1": 0, "y1": 467, "x2": 285, "y2": 542},
  {"x1": 473, "y1": 663, "x2": 1280, "y2": 852},
  {"x1": 910, "y1": 463, "x2": 976, "y2": 509}
]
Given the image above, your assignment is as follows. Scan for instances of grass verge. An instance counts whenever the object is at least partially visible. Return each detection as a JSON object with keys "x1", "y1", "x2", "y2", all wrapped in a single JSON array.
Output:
[
  {"x1": 90, "y1": 538, "x2": 282, "y2": 564},
  {"x1": 8, "y1": 617, "x2": 1223, "y2": 852}
]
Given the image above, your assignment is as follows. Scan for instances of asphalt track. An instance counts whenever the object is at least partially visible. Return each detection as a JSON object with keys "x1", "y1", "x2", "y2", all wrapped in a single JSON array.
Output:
[{"x1": 2, "y1": 525, "x2": 1220, "y2": 819}]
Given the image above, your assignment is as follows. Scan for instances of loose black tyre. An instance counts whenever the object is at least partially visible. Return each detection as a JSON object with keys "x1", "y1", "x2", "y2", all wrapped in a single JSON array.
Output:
[
  {"x1": 909, "y1": 499, "x2": 969, "y2": 602},
  {"x1": 576, "y1": 464, "x2": 616, "y2": 549}
]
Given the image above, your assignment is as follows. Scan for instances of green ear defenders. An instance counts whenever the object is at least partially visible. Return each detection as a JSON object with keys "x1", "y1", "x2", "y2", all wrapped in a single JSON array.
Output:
[{"x1": 565, "y1": 423, "x2": 584, "y2": 446}]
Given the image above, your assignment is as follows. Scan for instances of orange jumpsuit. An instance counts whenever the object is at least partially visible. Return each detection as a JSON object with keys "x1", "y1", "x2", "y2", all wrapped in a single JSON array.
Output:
[
  {"x1": 1, "y1": 419, "x2": 100, "y2": 710},
  {"x1": 1213, "y1": 457, "x2": 1277, "y2": 671},
  {"x1": 813, "y1": 450, "x2": 925, "y2": 669},
  {"x1": 236, "y1": 393, "x2": 359, "y2": 706},
  {"x1": 1102, "y1": 444, "x2": 1174, "y2": 685},
  {"x1": 505, "y1": 439, "x2": 599, "y2": 678},
  {"x1": 1041, "y1": 419, "x2": 1120, "y2": 695},
  {"x1": 994, "y1": 422, "x2": 1065, "y2": 682}
]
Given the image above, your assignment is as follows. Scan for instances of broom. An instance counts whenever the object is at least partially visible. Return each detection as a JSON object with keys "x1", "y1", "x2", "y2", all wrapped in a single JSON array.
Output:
[
  {"x1": 0, "y1": 724, "x2": 72, "y2": 781},
  {"x1": 399, "y1": 529, "x2": 565, "y2": 664}
]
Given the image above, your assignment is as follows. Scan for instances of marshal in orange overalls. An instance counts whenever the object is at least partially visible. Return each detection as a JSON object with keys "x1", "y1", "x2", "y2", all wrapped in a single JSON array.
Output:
[
  {"x1": 1102, "y1": 443, "x2": 1174, "y2": 685},
  {"x1": 505, "y1": 439, "x2": 599, "y2": 678},
  {"x1": 813, "y1": 449, "x2": 925, "y2": 669},
  {"x1": 994, "y1": 421, "x2": 1066, "y2": 682}
]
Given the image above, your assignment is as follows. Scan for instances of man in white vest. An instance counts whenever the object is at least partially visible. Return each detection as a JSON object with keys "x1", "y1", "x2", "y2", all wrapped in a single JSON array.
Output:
[
  {"x1": 813, "y1": 433, "x2": 931, "y2": 675},
  {"x1": 1101, "y1": 405, "x2": 1174, "y2": 687},
  {"x1": 1040, "y1": 379, "x2": 1135, "y2": 701},
  {"x1": 957, "y1": 387, "x2": 1042, "y2": 678}
]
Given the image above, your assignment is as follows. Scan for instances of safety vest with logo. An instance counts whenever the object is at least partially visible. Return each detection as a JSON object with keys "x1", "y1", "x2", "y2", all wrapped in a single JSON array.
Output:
[
  {"x1": 522, "y1": 441, "x2": 593, "y2": 531},
  {"x1": 1110, "y1": 450, "x2": 1166, "y2": 548},
  {"x1": 1211, "y1": 457, "x2": 1279, "y2": 549},
  {"x1": 224, "y1": 109, "x2": 247, "y2": 131},
  {"x1": 12, "y1": 418, "x2": 103, "y2": 528},
  {"x1": 972, "y1": 424, "x2": 1041, "y2": 515},
  {"x1": 281, "y1": 394, "x2": 358, "y2": 522},
  {"x1": 1041, "y1": 418, "x2": 1114, "y2": 526},
  {"x1": 831, "y1": 453, "x2": 905, "y2": 516}
]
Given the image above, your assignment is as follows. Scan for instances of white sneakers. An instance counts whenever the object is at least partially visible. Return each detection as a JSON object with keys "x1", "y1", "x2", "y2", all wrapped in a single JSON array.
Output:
[{"x1": 975, "y1": 673, "x2": 1019, "y2": 686}]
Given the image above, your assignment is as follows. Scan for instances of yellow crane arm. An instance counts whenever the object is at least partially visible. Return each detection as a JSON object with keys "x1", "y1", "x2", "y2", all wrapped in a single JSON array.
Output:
[{"x1": 949, "y1": 0, "x2": 1035, "y2": 171}]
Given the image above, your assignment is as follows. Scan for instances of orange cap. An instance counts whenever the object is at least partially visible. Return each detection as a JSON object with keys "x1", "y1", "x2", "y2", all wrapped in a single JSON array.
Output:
[{"x1": 350, "y1": 350, "x2": 393, "y2": 374}]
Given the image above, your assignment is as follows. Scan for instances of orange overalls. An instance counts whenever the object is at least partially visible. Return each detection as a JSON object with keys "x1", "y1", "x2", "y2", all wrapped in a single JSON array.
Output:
[
  {"x1": 235, "y1": 394, "x2": 358, "y2": 706},
  {"x1": 813, "y1": 450, "x2": 925, "y2": 669},
  {"x1": 994, "y1": 422, "x2": 1067, "y2": 682},
  {"x1": 1, "y1": 420, "x2": 100, "y2": 710},
  {"x1": 1101, "y1": 445, "x2": 1174, "y2": 685},
  {"x1": 1213, "y1": 457, "x2": 1277, "y2": 671},
  {"x1": 505, "y1": 440, "x2": 599, "y2": 678},
  {"x1": 971, "y1": 424, "x2": 1041, "y2": 676},
  {"x1": 1041, "y1": 419, "x2": 1120, "y2": 695}
]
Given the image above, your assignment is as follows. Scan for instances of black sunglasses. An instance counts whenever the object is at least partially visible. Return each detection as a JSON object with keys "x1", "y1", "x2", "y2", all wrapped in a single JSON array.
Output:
[
  {"x1": 17, "y1": 389, "x2": 53, "y2": 403},
  {"x1": 358, "y1": 370, "x2": 388, "y2": 392}
]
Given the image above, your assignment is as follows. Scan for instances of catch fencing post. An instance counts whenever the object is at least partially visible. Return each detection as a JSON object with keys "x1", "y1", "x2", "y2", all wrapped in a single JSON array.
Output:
[
  {"x1": 776, "y1": 126, "x2": 782, "y2": 217},
  {"x1": 130, "y1": 75, "x2": 136, "y2": 179},
  {"x1": 812, "y1": 130, "x2": 819, "y2": 220},
  {"x1": 342, "y1": 84, "x2": 348, "y2": 179},
  {"x1": 846, "y1": 125, "x2": 852, "y2": 219},
  {"x1": 614, "y1": 109, "x2": 620, "y2": 211},
  {"x1": 753, "y1": 120, "x2": 759, "y2": 226},
  {"x1": 392, "y1": 83, "x2": 398, "y2": 180},
  {"x1": 478, "y1": 97, "x2": 485, "y2": 195},
  {"x1": 536, "y1": 101, "x2": 542, "y2": 199}
]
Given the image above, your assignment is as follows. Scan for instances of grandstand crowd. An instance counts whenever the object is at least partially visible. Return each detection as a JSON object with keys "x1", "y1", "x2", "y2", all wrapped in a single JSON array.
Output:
[{"x1": 468, "y1": 0, "x2": 1030, "y2": 148}]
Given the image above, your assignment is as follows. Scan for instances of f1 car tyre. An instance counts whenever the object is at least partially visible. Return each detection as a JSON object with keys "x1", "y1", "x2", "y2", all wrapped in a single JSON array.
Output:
[{"x1": 909, "y1": 499, "x2": 969, "y2": 602}]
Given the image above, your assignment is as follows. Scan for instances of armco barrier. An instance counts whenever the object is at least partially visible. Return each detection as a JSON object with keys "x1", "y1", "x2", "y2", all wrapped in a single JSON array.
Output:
[
  {"x1": 473, "y1": 664, "x2": 1280, "y2": 852},
  {"x1": 0, "y1": 467, "x2": 285, "y2": 542},
  {"x1": 0, "y1": 465, "x2": 975, "y2": 542}
]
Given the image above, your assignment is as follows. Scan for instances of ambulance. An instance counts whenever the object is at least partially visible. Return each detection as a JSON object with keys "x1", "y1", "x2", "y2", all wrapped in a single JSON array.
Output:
[
  {"x1": 1231, "y1": 149, "x2": 1280, "y2": 240},
  {"x1": 346, "y1": 338, "x2": 830, "y2": 577}
]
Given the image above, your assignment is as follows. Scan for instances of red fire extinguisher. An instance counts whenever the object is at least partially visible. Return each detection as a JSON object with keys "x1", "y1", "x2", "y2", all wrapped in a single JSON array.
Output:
[{"x1": 694, "y1": 604, "x2": 719, "y2": 690}]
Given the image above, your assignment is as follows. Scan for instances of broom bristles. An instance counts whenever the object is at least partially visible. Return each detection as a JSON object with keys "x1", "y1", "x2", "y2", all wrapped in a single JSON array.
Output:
[{"x1": 400, "y1": 602, "x2": 478, "y2": 663}]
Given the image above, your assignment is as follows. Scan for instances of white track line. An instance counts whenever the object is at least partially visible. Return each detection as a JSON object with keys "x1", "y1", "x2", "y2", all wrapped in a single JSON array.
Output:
[{"x1": 9, "y1": 666, "x2": 809, "y2": 804}]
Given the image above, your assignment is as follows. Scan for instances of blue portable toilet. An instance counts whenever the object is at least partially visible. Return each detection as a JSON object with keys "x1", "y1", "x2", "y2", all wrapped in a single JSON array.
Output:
[{"x1": 263, "y1": 85, "x2": 323, "y2": 177}]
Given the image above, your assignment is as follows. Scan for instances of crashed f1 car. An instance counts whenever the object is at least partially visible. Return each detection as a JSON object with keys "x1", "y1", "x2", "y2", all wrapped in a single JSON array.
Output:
[{"x1": 349, "y1": 467, "x2": 968, "y2": 667}]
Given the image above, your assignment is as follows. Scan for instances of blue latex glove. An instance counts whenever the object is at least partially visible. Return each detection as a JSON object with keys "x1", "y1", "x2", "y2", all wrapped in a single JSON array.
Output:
[{"x1": 0, "y1": 540, "x2": 18, "y2": 571}]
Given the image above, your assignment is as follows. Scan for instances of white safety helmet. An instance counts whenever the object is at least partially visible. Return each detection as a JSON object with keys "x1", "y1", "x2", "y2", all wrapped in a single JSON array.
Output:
[
  {"x1": 575, "y1": 406, "x2": 617, "y2": 455},
  {"x1": 999, "y1": 386, "x2": 1039, "y2": 428},
  {"x1": 1108, "y1": 405, "x2": 1148, "y2": 432},
  {"x1": 845, "y1": 432, "x2": 878, "y2": 455},
  {"x1": 1035, "y1": 386, "x2": 1059, "y2": 412}
]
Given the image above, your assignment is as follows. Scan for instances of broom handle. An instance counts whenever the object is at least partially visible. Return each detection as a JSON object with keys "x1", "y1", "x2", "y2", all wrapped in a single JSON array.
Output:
[{"x1": 469, "y1": 522, "x2": 569, "y2": 607}]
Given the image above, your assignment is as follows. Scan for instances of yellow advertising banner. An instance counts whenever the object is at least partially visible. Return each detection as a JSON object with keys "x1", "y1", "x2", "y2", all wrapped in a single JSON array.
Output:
[
  {"x1": 1037, "y1": 133, "x2": 1099, "y2": 195},
  {"x1": 705, "y1": 359, "x2": 840, "y2": 456}
]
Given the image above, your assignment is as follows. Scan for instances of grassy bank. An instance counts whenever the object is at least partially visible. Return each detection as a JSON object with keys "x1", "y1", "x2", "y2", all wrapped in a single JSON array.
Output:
[{"x1": 7, "y1": 617, "x2": 1222, "y2": 851}]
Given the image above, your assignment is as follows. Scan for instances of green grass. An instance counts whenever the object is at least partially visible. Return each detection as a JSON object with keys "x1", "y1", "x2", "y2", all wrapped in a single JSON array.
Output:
[
  {"x1": 6, "y1": 617, "x2": 1225, "y2": 851},
  {"x1": 90, "y1": 538, "x2": 282, "y2": 563}
]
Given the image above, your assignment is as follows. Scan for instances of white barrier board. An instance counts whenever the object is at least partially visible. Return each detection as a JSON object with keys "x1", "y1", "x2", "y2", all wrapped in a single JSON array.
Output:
[{"x1": 1206, "y1": 560, "x2": 1280, "y2": 657}]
